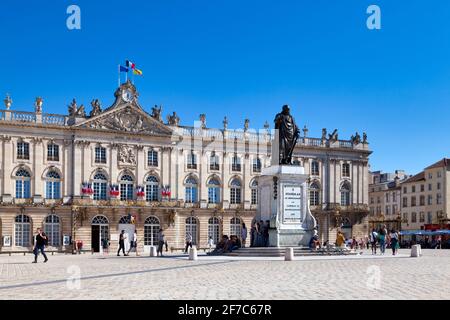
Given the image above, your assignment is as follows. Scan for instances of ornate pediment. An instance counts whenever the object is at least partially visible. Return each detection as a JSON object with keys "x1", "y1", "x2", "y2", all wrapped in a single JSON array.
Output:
[
  {"x1": 73, "y1": 82, "x2": 177, "y2": 136},
  {"x1": 76, "y1": 105, "x2": 173, "y2": 136}
]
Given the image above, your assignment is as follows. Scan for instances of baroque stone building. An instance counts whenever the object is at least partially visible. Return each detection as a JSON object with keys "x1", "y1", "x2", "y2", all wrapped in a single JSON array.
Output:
[
  {"x1": 368, "y1": 170, "x2": 408, "y2": 232},
  {"x1": 400, "y1": 158, "x2": 450, "y2": 233},
  {"x1": 0, "y1": 82, "x2": 371, "y2": 252}
]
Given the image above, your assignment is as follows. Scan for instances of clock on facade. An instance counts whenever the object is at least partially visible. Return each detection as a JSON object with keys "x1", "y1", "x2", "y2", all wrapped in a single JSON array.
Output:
[{"x1": 122, "y1": 89, "x2": 134, "y2": 102}]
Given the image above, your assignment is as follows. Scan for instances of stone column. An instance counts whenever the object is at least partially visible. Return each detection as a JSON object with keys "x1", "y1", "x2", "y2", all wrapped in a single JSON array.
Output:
[
  {"x1": 170, "y1": 147, "x2": 178, "y2": 200},
  {"x1": 199, "y1": 150, "x2": 208, "y2": 206},
  {"x1": 329, "y1": 159, "x2": 336, "y2": 204},
  {"x1": 82, "y1": 142, "x2": 91, "y2": 186},
  {"x1": 222, "y1": 152, "x2": 231, "y2": 209},
  {"x1": 63, "y1": 139, "x2": 72, "y2": 197},
  {"x1": 136, "y1": 145, "x2": 145, "y2": 185},
  {"x1": 73, "y1": 141, "x2": 84, "y2": 197},
  {"x1": 243, "y1": 153, "x2": 251, "y2": 209},
  {"x1": 110, "y1": 144, "x2": 119, "y2": 185},
  {"x1": 32, "y1": 137, "x2": 44, "y2": 197}
]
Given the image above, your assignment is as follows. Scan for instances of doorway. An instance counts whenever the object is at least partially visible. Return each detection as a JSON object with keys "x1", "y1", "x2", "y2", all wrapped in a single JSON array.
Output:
[{"x1": 91, "y1": 215, "x2": 109, "y2": 253}]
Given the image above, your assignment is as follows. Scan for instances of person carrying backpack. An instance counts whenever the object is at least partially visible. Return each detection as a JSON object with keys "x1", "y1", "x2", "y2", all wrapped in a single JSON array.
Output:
[{"x1": 370, "y1": 228, "x2": 378, "y2": 255}]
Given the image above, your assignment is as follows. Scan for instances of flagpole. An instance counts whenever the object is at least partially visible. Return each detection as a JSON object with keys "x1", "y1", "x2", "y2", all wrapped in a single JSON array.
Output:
[
  {"x1": 118, "y1": 64, "x2": 120, "y2": 87},
  {"x1": 126, "y1": 69, "x2": 128, "y2": 83}
]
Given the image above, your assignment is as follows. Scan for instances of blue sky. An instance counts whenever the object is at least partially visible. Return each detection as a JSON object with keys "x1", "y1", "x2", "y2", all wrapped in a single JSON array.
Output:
[{"x1": 0, "y1": 0, "x2": 449, "y2": 175}]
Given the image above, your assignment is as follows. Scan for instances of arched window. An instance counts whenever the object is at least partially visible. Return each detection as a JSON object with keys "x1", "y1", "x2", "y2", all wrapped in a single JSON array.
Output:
[
  {"x1": 340, "y1": 182, "x2": 351, "y2": 206},
  {"x1": 210, "y1": 153, "x2": 220, "y2": 171},
  {"x1": 207, "y1": 177, "x2": 220, "y2": 204},
  {"x1": 208, "y1": 217, "x2": 220, "y2": 245},
  {"x1": 144, "y1": 216, "x2": 160, "y2": 246},
  {"x1": 146, "y1": 176, "x2": 159, "y2": 202},
  {"x1": 92, "y1": 215, "x2": 109, "y2": 225},
  {"x1": 45, "y1": 171, "x2": 61, "y2": 199},
  {"x1": 230, "y1": 178, "x2": 242, "y2": 204},
  {"x1": 118, "y1": 216, "x2": 131, "y2": 224},
  {"x1": 185, "y1": 176, "x2": 198, "y2": 203},
  {"x1": 230, "y1": 217, "x2": 241, "y2": 238},
  {"x1": 185, "y1": 217, "x2": 198, "y2": 245},
  {"x1": 93, "y1": 172, "x2": 108, "y2": 200},
  {"x1": 250, "y1": 179, "x2": 258, "y2": 205},
  {"x1": 309, "y1": 182, "x2": 320, "y2": 206},
  {"x1": 120, "y1": 174, "x2": 134, "y2": 201},
  {"x1": 15, "y1": 169, "x2": 31, "y2": 199},
  {"x1": 15, "y1": 214, "x2": 31, "y2": 247},
  {"x1": 44, "y1": 214, "x2": 60, "y2": 247}
]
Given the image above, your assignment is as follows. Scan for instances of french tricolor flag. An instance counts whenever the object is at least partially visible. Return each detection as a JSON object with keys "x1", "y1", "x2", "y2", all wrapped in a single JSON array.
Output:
[{"x1": 126, "y1": 60, "x2": 135, "y2": 69}]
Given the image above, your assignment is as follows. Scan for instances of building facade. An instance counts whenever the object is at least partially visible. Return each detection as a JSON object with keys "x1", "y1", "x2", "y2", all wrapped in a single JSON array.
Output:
[
  {"x1": 0, "y1": 82, "x2": 371, "y2": 252},
  {"x1": 400, "y1": 159, "x2": 450, "y2": 232},
  {"x1": 368, "y1": 170, "x2": 408, "y2": 231}
]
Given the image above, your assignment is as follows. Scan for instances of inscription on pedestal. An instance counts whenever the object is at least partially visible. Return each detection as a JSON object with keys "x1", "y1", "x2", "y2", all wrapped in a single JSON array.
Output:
[{"x1": 283, "y1": 186, "x2": 302, "y2": 223}]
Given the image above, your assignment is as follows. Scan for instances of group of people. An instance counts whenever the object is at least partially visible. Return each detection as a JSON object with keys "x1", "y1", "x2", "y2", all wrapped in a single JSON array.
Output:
[
  {"x1": 113, "y1": 229, "x2": 167, "y2": 257},
  {"x1": 369, "y1": 225, "x2": 400, "y2": 255},
  {"x1": 250, "y1": 220, "x2": 270, "y2": 247},
  {"x1": 209, "y1": 235, "x2": 242, "y2": 255}
]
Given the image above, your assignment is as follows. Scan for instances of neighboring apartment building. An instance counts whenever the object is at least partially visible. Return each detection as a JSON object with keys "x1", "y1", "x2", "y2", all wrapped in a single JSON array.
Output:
[
  {"x1": 401, "y1": 158, "x2": 450, "y2": 232},
  {"x1": 0, "y1": 81, "x2": 371, "y2": 252},
  {"x1": 369, "y1": 170, "x2": 408, "y2": 231}
]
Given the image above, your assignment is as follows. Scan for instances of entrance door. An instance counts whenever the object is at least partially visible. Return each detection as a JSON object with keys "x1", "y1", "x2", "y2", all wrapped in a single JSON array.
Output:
[
  {"x1": 118, "y1": 224, "x2": 135, "y2": 252},
  {"x1": 92, "y1": 225, "x2": 100, "y2": 252}
]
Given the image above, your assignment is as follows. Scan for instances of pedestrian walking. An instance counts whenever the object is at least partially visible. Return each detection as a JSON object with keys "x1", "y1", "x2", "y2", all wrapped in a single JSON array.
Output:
[
  {"x1": 32, "y1": 228, "x2": 48, "y2": 263},
  {"x1": 157, "y1": 229, "x2": 165, "y2": 257},
  {"x1": 436, "y1": 235, "x2": 442, "y2": 249},
  {"x1": 370, "y1": 228, "x2": 378, "y2": 255},
  {"x1": 127, "y1": 230, "x2": 139, "y2": 256},
  {"x1": 185, "y1": 232, "x2": 193, "y2": 253},
  {"x1": 101, "y1": 238, "x2": 109, "y2": 255},
  {"x1": 390, "y1": 229, "x2": 399, "y2": 255},
  {"x1": 378, "y1": 225, "x2": 387, "y2": 255},
  {"x1": 240, "y1": 223, "x2": 248, "y2": 248},
  {"x1": 208, "y1": 236, "x2": 214, "y2": 252},
  {"x1": 117, "y1": 230, "x2": 128, "y2": 256}
]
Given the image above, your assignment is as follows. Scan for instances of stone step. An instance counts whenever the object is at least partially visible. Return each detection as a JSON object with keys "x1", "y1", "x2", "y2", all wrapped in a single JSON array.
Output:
[{"x1": 221, "y1": 247, "x2": 359, "y2": 257}]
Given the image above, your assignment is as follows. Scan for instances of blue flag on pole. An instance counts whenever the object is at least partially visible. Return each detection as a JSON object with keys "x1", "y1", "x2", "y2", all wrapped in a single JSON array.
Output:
[{"x1": 120, "y1": 65, "x2": 129, "y2": 72}]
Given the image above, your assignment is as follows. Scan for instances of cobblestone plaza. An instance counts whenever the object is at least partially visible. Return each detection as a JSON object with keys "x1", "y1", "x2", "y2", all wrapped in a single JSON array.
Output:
[{"x1": 0, "y1": 249, "x2": 449, "y2": 300}]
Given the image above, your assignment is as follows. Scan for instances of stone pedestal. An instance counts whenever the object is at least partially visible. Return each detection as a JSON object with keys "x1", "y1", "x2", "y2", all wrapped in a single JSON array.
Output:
[{"x1": 256, "y1": 165, "x2": 316, "y2": 247}]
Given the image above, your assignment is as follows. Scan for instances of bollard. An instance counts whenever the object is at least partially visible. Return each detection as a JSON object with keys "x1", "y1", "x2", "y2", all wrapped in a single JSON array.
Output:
[
  {"x1": 189, "y1": 247, "x2": 198, "y2": 261},
  {"x1": 411, "y1": 244, "x2": 422, "y2": 257},
  {"x1": 150, "y1": 246, "x2": 157, "y2": 257},
  {"x1": 285, "y1": 247, "x2": 294, "y2": 261}
]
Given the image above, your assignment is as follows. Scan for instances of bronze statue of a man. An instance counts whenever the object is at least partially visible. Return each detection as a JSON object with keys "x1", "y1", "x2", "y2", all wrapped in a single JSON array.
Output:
[{"x1": 274, "y1": 105, "x2": 299, "y2": 165}]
